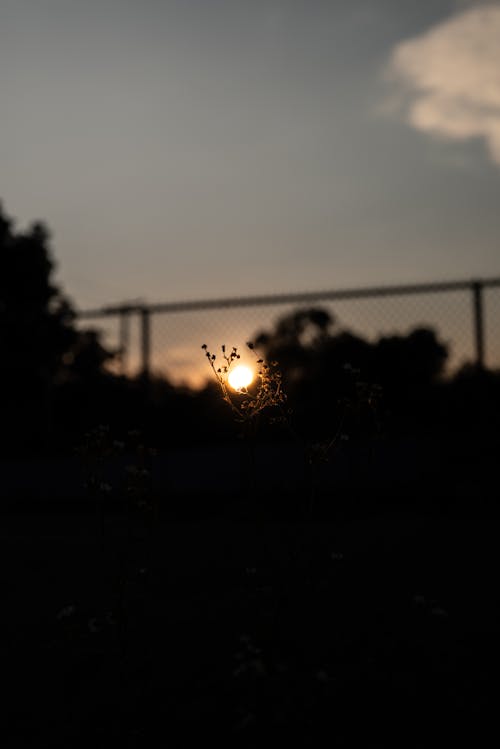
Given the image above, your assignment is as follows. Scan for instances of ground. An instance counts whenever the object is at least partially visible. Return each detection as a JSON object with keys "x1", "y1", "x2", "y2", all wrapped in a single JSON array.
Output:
[{"x1": 1, "y1": 497, "x2": 498, "y2": 747}]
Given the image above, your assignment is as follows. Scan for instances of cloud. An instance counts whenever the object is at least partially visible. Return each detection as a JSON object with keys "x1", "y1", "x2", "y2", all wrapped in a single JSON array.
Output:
[{"x1": 388, "y1": 3, "x2": 500, "y2": 165}]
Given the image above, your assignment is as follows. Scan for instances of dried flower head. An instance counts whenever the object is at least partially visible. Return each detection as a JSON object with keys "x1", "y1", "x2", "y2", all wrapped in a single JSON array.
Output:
[{"x1": 202, "y1": 342, "x2": 287, "y2": 423}]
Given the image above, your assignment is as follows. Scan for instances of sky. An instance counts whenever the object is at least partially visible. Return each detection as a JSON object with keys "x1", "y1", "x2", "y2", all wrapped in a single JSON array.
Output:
[{"x1": 1, "y1": 0, "x2": 499, "y2": 314}]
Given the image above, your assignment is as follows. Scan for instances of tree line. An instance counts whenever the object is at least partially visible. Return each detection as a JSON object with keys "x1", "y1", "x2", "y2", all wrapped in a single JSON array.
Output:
[{"x1": 1, "y1": 202, "x2": 497, "y2": 456}]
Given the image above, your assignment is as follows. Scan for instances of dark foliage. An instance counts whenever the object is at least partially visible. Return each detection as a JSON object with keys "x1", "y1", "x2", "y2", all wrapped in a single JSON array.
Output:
[
  {"x1": 1, "y1": 201, "x2": 499, "y2": 463},
  {"x1": 0, "y1": 203, "x2": 76, "y2": 452},
  {"x1": 254, "y1": 306, "x2": 450, "y2": 438}
]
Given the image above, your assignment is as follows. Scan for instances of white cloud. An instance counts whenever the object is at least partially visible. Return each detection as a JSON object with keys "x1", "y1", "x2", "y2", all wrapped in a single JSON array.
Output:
[{"x1": 388, "y1": 3, "x2": 500, "y2": 165}]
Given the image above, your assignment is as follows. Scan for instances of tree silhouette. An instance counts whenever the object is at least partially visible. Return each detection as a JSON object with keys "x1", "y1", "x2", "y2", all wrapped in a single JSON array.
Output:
[
  {"x1": 0, "y1": 204, "x2": 75, "y2": 377},
  {"x1": 253, "y1": 307, "x2": 449, "y2": 437},
  {"x1": 0, "y1": 202, "x2": 109, "y2": 452},
  {"x1": 61, "y1": 329, "x2": 115, "y2": 381},
  {"x1": 0, "y1": 203, "x2": 78, "y2": 451}
]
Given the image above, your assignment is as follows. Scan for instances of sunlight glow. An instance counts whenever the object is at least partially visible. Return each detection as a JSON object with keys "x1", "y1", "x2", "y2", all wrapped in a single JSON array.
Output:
[{"x1": 228, "y1": 365, "x2": 253, "y2": 390}]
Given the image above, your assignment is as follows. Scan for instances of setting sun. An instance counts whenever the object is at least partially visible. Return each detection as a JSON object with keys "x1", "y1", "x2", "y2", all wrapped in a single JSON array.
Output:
[{"x1": 228, "y1": 365, "x2": 253, "y2": 391}]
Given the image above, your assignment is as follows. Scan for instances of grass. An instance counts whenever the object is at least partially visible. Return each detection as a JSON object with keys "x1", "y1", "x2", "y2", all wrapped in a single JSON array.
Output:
[
  {"x1": 1, "y1": 492, "x2": 499, "y2": 746},
  {"x1": 1, "y1": 352, "x2": 497, "y2": 745}
]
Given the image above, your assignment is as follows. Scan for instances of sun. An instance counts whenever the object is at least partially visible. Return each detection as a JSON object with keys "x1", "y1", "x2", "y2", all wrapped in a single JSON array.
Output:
[{"x1": 228, "y1": 364, "x2": 253, "y2": 390}]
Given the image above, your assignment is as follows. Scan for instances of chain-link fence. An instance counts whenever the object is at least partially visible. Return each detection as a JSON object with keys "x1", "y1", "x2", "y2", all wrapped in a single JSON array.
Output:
[{"x1": 77, "y1": 278, "x2": 500, "y2": 387}]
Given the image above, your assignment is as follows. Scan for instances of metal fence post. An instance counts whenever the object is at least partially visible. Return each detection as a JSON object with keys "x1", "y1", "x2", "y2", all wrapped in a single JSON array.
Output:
[
  {"x1": 140, "y1": 307, "x2": 151, "y2": 380},
  {"x1": 119, "y1": 307, "x2": 130, "y2": 376},
  {"x1": 472, "y1": 281, "x2": 485, "y2": 370}
]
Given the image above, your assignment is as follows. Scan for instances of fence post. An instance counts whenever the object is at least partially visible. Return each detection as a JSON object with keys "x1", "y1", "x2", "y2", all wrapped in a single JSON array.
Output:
[
  {"x1": 472, "y1": 281, "x2": 485, "y2": 370},
  {"x1": 119, "y1": 307, "x2": 130, "y2": 376},
  {"x1": 140, "y1": 307, "x2": 151, "y2": 380}
]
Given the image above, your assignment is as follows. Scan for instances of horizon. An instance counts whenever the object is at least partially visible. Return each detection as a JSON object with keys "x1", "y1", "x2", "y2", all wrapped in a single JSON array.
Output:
[{"x1": 74, "y1": 275, "x2": 500, "y2": 387}]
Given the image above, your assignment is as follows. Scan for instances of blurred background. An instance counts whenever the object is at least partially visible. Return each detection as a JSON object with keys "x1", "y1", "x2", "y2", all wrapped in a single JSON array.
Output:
[{"x1": 1, "y1": 0, "x2": 499, "y2": 505}]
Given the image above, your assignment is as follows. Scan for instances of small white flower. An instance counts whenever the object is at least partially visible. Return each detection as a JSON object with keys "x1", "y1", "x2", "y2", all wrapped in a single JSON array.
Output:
[
  {"x1": 56, "y1": 604, "x2": 76, "y2": 620},
  {"x1": 88, "y1": 617, "x2": 100, "y2": 633}
]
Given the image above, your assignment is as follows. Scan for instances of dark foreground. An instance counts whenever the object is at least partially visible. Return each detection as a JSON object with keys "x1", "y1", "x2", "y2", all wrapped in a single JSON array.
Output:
[{"x1": 1, "y1": 495, "x2": 499, "y2": 748}]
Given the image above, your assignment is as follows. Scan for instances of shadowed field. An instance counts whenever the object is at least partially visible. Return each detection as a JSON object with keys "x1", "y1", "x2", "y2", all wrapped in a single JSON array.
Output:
[{"x1": 2, "y1": 493, "x2": 498, "y2": 747}]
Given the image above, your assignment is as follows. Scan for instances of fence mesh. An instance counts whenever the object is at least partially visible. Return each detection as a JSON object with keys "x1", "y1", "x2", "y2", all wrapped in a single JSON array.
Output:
[
  {"x1": 485, "y1": 285, "x2": 500, "y2": 368},
  {"x1": 76, "y1": 281, "x2": 500, "y2": 387}
]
